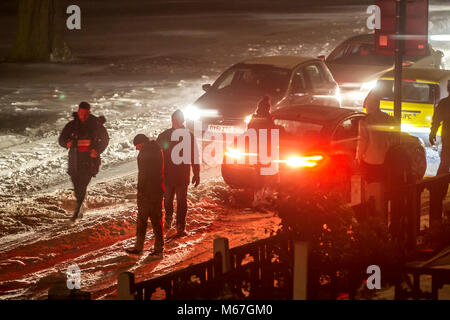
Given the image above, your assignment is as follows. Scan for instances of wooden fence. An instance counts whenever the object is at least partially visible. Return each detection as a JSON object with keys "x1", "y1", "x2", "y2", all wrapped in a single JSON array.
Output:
[{"x1": 117, "y1": 235, "x2": 310, "y2": 300}]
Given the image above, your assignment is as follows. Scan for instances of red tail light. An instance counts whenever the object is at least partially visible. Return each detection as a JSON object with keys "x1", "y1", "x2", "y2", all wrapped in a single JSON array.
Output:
[{"x1": 276, "y1": 155, "x2": 324, "y2": 168}]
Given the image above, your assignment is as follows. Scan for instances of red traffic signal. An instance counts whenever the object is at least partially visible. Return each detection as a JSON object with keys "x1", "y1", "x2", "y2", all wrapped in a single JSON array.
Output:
[{"x1": 375, "y1": 0, "x2": 428, "y2": 56}]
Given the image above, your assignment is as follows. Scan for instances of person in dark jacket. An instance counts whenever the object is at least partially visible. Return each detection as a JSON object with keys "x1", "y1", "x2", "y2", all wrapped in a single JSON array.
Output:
[
  {"x1": 126, "y1": 134, "x2": 165, "y2": 256},
  {"x1": 430, "y1": 80, "x2": 450, "y2": 175},
  {"x1": 247, "y1": 95, "x2": 280, "y2": 208},
  {"x1": 156, "y1": 110, "x2": 200, "y2": 237},
  {"x1": 58, "y1": 102, "x2": 109, "y2": 221},
  {"x1": 430, "y1": 80, "x2": 450, "y2": 203},
  {"x1": 247, "y1": 95, "x2": 275, "y2": 130}
]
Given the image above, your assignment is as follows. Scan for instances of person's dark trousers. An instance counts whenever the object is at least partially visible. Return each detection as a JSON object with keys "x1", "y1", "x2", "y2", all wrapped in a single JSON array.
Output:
[
  {"x1": 70, "y1": 171, "x2": 93, "y2": 217},
  {"x1": 164, "y1": 184, "x2": 188, "y2": 233},
  {"x1": 135, "y1": 196, "x2": 164, "y2": 252},
  {"x1": 437, "y1": 140, "x2": 450, "y2": 175},
  {"x1": 434, "y1": 140, "x2": 450, "y2": 220}
]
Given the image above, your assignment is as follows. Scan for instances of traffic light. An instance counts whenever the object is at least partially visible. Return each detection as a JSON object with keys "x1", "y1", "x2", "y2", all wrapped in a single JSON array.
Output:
[{"x1": 375, "y1": 0, "x2": 428, "y2": 56}]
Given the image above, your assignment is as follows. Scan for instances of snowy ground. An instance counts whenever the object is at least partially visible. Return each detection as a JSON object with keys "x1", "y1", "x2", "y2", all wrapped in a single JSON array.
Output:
[{"x1": 0, "y1": 1, "x2": 450, "y2": 299}]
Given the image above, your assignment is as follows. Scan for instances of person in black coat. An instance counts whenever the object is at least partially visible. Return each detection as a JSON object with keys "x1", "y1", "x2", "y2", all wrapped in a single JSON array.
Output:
[
  {"x1": 430, "y1": 80, "x2": 450, "y2": 174},
  {"x1": 430, "y1": 80, "x2": 450, "y2": 204},
  {"x1": 157, "y1": 110, "x2": 200, "y2": 237},
  {"x1": 247, "y1": 95, "x2": 281, "y2": 208},
  {"x1": 126, "y1": 134, "x2": 165, "y2": 256},
  {"x1": 58, "y1": 102, "x2": 109, "y2": 221}
]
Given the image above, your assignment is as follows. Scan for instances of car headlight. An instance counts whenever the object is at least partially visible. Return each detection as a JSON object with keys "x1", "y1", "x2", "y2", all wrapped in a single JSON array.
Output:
[
  {"x1": 184, "y1": 105, "x2": 218, "y2": 121},
  {"x1": 184, "y1": 105, "x2": 202, "y2": 121},
  {"x1": 360, "y1": 80, "x2": 378, "y2": 92}
]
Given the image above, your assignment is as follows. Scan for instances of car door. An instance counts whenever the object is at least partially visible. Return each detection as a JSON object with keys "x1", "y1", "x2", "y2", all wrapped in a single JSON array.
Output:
[
  {"x1": 331, "y1": 115, "x2": 362, "y2": 158},
  {"x1": 303, "y1": 62, "x2": 340, "y2": 107}
]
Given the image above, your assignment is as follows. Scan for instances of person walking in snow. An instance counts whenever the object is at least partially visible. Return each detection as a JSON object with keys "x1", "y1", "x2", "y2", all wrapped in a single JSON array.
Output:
[
  {"x1": 58, "y1": 102, "x2": 109, "y2": 221},
  {"x1": 126, "y1": 134, "x2": 165, "y2": 257},
  {"x1": 157, "y1": 110, "x2": 200, "y2": 237}
]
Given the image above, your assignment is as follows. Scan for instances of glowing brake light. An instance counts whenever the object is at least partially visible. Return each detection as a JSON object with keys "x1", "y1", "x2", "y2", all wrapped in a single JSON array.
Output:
[
  {"x1": 224, "y1": 147, "x2": 257, "y2": 159},
  {"x1": 276, "y1": 155, "x2": 324, "y2": 168}
]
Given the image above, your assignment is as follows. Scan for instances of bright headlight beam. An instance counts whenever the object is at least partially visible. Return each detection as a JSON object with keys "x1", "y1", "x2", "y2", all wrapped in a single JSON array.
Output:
[
  {"x1": 184, "y1": 106, "x2": 218, "y2": 121},
  {"x1": 184, "y1": 105, "x2": 201, "y2": 121},
  {"x1": 361, "y1": 81, "x2": 378, "y2": 91},
  {"x1": 430, "y1": 34, "x2": 450, "y2": 41}
]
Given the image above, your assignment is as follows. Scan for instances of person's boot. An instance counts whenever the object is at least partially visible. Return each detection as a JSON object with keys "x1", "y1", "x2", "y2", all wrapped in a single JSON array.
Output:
[
  {"x1": 71, "y1": 201, "x2": 83, "y2": 221},
  {"x1": 125, "y1": 247, "x2": 142, "y2": 255},
  {"x1": 149, "y1": 247, "x2": 164, "y2": 258},
  {"x1": 164, "y1": 219, "x2": 172, "y2": 232},
  {"x1": 70, "y1": 206, "x2": 80, "y2": 222},
  {"x1": 175, "y1": 228, "x2": 187, "y2": 237}
]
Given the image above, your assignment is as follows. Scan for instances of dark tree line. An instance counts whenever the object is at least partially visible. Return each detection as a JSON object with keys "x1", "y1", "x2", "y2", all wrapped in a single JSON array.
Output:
[{"x1": 8, "y1": 0, "x2": 71, "y2": 62}]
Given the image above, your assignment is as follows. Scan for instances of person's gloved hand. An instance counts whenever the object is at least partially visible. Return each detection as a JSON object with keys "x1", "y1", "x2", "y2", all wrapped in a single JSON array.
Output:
[
  {"x1": 90, "y1": 149, "x2": 98, "y2": 158},
  {"x1": 192, "y1": 175, "x2": 200, "y2": 187},
  {"x1": 429, "y1": 133, "x2": 436, "y2": 146}
]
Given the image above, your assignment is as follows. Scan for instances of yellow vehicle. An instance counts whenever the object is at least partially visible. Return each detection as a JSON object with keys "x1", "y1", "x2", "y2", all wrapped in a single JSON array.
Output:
[{"x1": 374, "y1": 68, "x2": 450, "y2": 140}]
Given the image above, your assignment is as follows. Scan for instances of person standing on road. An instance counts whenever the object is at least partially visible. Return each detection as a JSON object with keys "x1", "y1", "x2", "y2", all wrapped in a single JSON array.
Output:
[
  {"x1": 356, "y1": 91, "x2": 395, "y2": 216},
  {"x1": 58, "y1": 102, "x2": 109, "y2": 221},
  {"x1": 247, "y1": 95, "x2": 275, "y2": 130},
  {"x1": 157, "y1": 110, "x2": 200, "y2": 237},
  {"x1": 247, "y1": 95, "x2": 280, "y2": 208},
  {"x1": 430, "y1": 80, "x2": 450, "y2": 175},
  {"x1": 429, "y1": 80, "x2": 450, "y2": 205},
  {"x1": 126, "y1": 134, "x2": 165, "y2": 256}
]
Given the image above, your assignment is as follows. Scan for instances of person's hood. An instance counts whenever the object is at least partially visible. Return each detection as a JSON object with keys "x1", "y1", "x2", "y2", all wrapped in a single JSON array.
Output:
[{"x1": 72, "y1": 112, "x2": 106, "y2": 125}]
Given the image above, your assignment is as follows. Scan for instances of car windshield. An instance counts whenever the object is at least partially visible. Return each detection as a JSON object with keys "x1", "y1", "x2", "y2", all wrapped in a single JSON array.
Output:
[
  {"x1": 329, "y1": 43, "x2": 422, "y2": 66},
  {"x1": 377, "y1": 80, "x2": 434, "y2": 104},
  {"x1": 213, "y1": 64, "x2": 290, "y2": 98}
]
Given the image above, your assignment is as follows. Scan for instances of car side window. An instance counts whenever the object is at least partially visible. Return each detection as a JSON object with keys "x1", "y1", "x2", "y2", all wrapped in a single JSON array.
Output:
[
  {"x1": 304, "y1": 64, "x2": 325, "y2": 89},
  {"x1": 291, "y1": 70, "x2": 307, "y2": 94},
  {"x1": 216, "y1": 70, "x2": 237, "y2": 90}
]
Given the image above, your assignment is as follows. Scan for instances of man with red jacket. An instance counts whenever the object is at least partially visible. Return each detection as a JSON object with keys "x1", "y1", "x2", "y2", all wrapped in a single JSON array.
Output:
[{"x1": 58, "y1": 102, "x2": 109, "y2": 221}]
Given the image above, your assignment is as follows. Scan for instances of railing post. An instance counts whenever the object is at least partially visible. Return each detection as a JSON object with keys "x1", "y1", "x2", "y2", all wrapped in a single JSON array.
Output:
[
  {"x1": 117, "y1": 272, "x2": 135, "y2": 300},
  {"x1": 293, "y1": 241, "x2": 309, "y2": 300},
  {"x1": 213, "y1": 237, "x2": 231, "y2": 274},
  {"x1": 407, "y1": 185, "x2": 419, "y2": 250}
]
